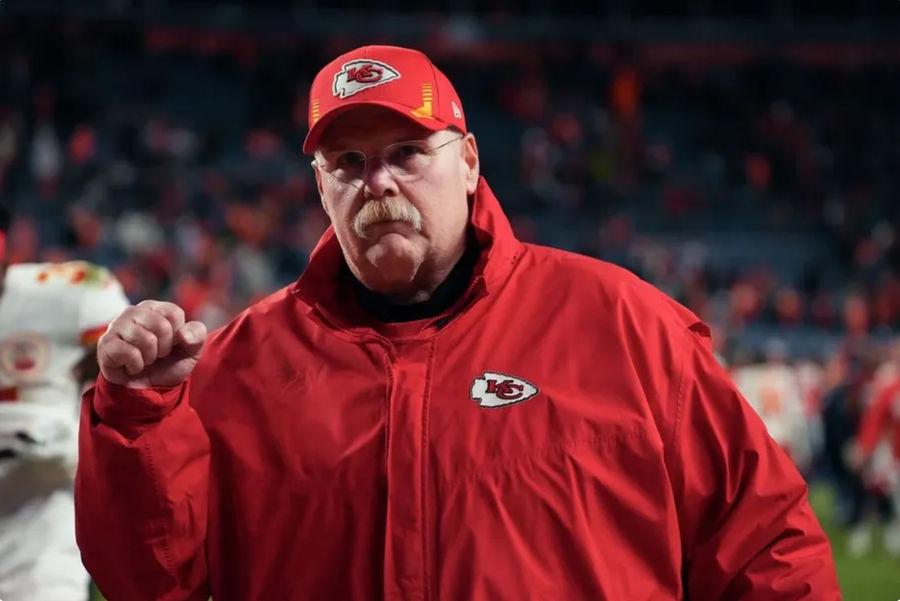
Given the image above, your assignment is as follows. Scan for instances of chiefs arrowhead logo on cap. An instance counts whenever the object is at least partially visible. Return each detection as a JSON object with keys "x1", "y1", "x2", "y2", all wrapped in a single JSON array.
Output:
[
  {"x1": 333, "y1": 59, "x2": 401, "y2": 99},
  {"x1": 471, "y1": 372, "x2": 539, "y2": 408}
]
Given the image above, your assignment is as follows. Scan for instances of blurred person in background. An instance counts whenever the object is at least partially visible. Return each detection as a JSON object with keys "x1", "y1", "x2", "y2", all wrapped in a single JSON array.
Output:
[
  {"x1": 75, "y1": 45, "x2": 839, "y2": 601},
  {"x1": 848, "y1": 339, "x2": 900, "y2": 556},
  {"x1": 820, "y1": 340, "x2": 894, "y2": 556},
  {"x1": 731, "y1": 338, "x2": 814, "y2": 474},
  {"x1": 0, "y1": 204, "x2": 130, "y2": 600}
]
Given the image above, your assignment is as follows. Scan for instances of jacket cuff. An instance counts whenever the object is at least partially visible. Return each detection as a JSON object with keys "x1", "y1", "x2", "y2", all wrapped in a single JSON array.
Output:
[{"x1": 91, "y1": 376, "x2": 185, "y2": 434}]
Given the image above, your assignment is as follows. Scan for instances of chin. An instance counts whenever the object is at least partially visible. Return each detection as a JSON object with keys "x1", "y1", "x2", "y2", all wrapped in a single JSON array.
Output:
[
  {"x1": 367, "y1": 234, "x2": 419, "y2": 262},
  {"x1": 364, "y1": 236, "x2": 423, "y2": 285}
]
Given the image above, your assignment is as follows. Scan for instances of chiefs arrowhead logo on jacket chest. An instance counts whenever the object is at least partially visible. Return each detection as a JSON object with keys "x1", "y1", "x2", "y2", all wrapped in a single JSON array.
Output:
[{"x1": 471, "y1": 372, "x2": 539, "y2": 408}]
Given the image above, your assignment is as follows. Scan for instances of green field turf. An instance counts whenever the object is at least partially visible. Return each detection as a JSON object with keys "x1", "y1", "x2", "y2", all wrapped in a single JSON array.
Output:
[
  {"x1": 89, "y1": 483, "x2": 899, "y2": 601},
  {"x1": 809, "y1": 484, "x2": 900, "y2": 600}
]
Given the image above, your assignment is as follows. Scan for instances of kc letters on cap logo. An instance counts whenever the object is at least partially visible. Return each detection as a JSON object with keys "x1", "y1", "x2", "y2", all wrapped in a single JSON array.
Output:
[
  {"x1": 333, "y1": 60, "x2": 400, "y2": 99},
  {"x1": 471, "y1": 372, "x2": 539, "y2": 408}
]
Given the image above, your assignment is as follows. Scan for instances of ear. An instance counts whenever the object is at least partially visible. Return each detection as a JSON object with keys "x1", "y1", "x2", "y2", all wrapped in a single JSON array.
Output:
[
  {"x1": 312, "y1": 161, "x2": 331, "y2": 217},
  {"x1": 461, "y1": 133, "x2": 480, "y2": 195}
]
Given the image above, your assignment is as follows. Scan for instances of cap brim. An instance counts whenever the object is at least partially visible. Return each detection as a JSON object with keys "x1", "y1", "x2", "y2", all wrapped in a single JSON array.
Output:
[{"x1": 303, "y1": 99, "x2": 448, "y2": 154}]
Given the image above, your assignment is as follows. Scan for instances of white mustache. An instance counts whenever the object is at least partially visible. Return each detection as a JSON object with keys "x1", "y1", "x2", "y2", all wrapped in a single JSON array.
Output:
[{"x1": 353, "y1": 198, "x2": 423, "y2": 239}]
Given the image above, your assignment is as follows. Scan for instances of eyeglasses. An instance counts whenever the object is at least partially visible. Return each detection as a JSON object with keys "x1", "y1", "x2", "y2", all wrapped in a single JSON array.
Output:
[{"x1": 314, "y1": 134, "x2": 464, "y2": 188}]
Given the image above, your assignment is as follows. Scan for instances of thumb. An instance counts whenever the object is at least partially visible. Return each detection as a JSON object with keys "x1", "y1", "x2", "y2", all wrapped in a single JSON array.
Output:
[{"x1": 174, "y1": 321, "x2": 208, "y2": 358}]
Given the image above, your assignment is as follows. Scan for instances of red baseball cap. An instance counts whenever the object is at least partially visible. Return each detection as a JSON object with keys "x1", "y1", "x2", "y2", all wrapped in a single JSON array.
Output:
[{"x1": 303, "y1": 45, "x2": 467, "y2": 153}]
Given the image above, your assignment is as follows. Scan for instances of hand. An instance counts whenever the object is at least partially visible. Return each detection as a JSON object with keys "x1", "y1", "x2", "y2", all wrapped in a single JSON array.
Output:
[{"x1": 98, "y1": 300, "x2": 207, "y2": 389}]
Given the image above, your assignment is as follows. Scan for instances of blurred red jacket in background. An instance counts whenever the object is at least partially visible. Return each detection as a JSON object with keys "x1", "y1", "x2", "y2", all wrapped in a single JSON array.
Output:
[{"x1": 858, "y1": 378, "x2": 900, "y2": 466}]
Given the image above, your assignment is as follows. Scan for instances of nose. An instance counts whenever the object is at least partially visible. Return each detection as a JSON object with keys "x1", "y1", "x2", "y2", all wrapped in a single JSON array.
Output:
[{"x1": 362, "y1": 157, "x2": 399, "y2": 200}]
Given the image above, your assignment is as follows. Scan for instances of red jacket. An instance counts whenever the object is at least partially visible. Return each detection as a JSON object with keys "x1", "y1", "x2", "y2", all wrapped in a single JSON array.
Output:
[
  {"x1": 858, "y1": 378, "x2": 900, "y2": 462},
  {"x1": 76, "y1": 178, "x2": 840, "y2": 601}
]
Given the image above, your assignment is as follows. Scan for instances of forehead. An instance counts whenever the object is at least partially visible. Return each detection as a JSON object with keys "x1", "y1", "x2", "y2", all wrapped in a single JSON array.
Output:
[{"x1": 318, "y1": 106, "x2": 436, "y2": 151}]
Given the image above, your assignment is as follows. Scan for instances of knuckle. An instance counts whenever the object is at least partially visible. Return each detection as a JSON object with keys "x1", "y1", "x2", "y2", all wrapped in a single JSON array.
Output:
[
  {"x1": 134, "y1": 327, "x2": 154, "y2": 344},
  {"x1": 111, "y1": 307, "x2": 130, "y2": 321},
  {"x1": 157, "y1": 313, "x2": 175, "y2": 333},
  {"x1": 125, "y1": 345, "x2": 143, "y2": 364},
  {"x1": 170, "y1": 304, "x2": 186, "y2": 323},
  {"x1": 134, "y1": 330, "x2": 158, "y2": 353},
  {"x1": 115, "y1": 324, "x2": 155, "y2": 353},
  {"x1": 154, "y1": 301, "x2": 184, "y2": 323},
  {"x1": 141, "y1": 311, "x2": 165, "y2": 331},
  {"x1": 105, "y1": 342, "x2": 141, "y2": 366},
  {"x1": 105, "y1": 320, "x2": 127, "y2": 337},
  {"x1": 109, "y1": 307, "x2": 134, "y2": 326},
  {"x1": 98, "y1": 328, "x2": 114, "y2": 346}
]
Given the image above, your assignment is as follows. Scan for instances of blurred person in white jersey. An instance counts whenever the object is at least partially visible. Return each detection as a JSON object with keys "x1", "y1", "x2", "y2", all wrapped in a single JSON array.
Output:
[
  {"x1": 0, "y1": 204, "x2": 130, "y2": 601},
  {"x1": 731, "y1": 338, "x2": 813, "y2": 473}
]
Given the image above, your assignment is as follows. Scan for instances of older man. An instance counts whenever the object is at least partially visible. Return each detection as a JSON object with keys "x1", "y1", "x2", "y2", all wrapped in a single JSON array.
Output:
[{"x1": 76, "y1": 45, "x2": 840, "y2": 601}]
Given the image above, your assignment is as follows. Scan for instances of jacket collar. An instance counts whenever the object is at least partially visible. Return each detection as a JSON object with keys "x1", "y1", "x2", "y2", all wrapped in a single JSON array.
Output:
[{"x1": 291, "y1": 176, "x2": 522, "y2": 325}]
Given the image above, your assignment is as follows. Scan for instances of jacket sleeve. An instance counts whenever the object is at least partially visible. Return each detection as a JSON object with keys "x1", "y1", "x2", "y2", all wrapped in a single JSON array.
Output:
[
  {"x1": 669, "y1": 328, "x2": 841, "y2": 600},
  {"x1": 75, "y1": 375, "x2": 210, "y2": 601}
]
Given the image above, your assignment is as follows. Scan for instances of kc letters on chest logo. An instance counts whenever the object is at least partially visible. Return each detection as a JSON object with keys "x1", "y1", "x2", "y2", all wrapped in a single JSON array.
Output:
[
  {"x1": 471, "y1": 372, "x2": 539, "y2": 408},
  {"x1": 333, "y1": 60, "x2": 400, "y2": 98}
]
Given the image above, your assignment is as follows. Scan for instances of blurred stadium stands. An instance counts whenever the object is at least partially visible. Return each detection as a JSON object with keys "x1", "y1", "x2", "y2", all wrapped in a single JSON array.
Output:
[{"x1": 1, "y1": 6, "x2": 898, "y2": 361}]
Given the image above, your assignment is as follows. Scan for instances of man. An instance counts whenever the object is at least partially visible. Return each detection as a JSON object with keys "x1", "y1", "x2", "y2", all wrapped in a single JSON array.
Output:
[
  {"x1": 0, "y1": 205, "x2": 130, "y2": 600},
  {"x1": 76, "y1": 45, "x2": 840, "y2": 600}
]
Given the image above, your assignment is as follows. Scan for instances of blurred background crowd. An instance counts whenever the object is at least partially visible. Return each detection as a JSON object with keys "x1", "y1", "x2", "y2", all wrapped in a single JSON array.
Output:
[{"x1": 1, "y1": 0, "x2": 898, "y2": 597}]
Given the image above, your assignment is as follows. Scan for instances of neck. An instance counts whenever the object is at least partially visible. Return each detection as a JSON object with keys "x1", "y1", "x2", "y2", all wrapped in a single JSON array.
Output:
[
  {"x1": 384, "y1": 245, "x2": 466, "y2": 305},
  {"x1": 360, "y1": 233, "x2": 470, "y2": 305}
]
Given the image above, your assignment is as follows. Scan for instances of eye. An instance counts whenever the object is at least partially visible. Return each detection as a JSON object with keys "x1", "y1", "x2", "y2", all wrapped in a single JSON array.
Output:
[
  {"x1": 335, "y1": 151, "x2": 366, "y2": 169},
  {"x1": 398, "y1": 144, "x2": 426, "y2": 157},
  {"x1": 387, "y1": 143, "x2": 428, "y2": 165}
]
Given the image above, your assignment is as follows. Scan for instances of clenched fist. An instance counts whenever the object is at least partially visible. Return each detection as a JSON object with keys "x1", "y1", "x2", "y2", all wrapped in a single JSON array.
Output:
[{"x1": 98, "y1": 300, "x2": 207, "y2": 388}]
